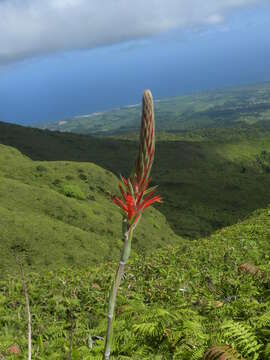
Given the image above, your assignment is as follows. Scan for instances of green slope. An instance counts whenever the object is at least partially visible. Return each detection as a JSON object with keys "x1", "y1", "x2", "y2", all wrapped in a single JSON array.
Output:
[
  {"x1": 1, "y1": 203, "x2": 270, "y2": 358},
  {"x1": 2, "y1": 120, "x2": 270, "y2": 239},
  {"x1": 0, "y1": 144, "x2": 180, "y2": 274}
]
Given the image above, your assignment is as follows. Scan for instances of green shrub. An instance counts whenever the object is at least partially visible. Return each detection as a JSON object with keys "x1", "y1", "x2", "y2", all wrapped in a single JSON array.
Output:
[
  {"x1": 36, "y1": 164, "x2": 47, "y2": 172},
  {"x1": 65, "y1": 175, "x2": 74, "y2": 180},
  {"x1": 60, "y1": 183, "x2": 86, "y2": 200},
  {"x1": 79, "y1": 173, "x2": 88, "y2": 181}
]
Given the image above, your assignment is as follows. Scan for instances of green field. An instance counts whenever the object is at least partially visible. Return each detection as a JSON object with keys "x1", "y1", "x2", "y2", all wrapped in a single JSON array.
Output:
[{"x1": 2, "y1": 82, "x2": 270, "y2": 358}]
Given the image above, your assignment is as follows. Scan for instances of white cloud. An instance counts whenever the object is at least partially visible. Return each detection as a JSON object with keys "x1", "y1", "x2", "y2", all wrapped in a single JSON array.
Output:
[{"x1": 0, "y1": 0, "x2": 264, "y2": 63}]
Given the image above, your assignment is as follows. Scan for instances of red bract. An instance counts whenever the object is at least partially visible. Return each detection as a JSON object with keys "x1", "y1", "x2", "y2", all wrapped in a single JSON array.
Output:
[
  {"x1": 112, "y1": 90, "x2": 161, "y2": 226},
  {"x1": 112, "y1": 175, "x2": 162, "y2": 226}
]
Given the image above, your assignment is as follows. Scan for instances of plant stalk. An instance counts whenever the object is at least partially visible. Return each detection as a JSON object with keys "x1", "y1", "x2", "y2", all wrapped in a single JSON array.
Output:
[
  {"x1": 103, "y1": 220, "x2": 133, "y2": 360},
  {"x1": 68, "y1": 312, "x2": 74, "y2": 360},
  {"x1": 19, "y1": 262, "x2": 31, "y2": 360}
]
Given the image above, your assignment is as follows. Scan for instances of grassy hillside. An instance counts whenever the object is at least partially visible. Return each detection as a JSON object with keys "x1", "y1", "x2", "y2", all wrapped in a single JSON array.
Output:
[
  {"x1": 38, "y1": 81, "x2": 270, "y2": 135},
  {"x1": 2, "y1": 121, "x2": 270, "y2": 239},
  {"x1": 0, "y1": 144, "x2": 179, "y2": 274},
  {"x1": 1, "y1": 203, "x2": 270, "y2": 358}
]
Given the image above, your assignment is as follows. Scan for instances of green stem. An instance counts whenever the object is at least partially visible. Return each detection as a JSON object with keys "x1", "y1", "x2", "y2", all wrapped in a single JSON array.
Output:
[
  {"x1": 19, "y1": 261, "x2": 31, "y2": 360},
  {"x1": 103, "y1": 220, "x2": 133, "y2": 360}
]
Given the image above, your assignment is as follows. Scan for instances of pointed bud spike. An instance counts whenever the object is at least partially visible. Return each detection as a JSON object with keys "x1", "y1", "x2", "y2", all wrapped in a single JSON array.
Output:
[{"x1": 134, "y1": 90, "x2": 155, "y2": 184}]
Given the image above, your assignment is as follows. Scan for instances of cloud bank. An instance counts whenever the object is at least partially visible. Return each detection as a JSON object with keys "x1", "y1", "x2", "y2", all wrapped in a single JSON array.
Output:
[{"x1": 0, "y1": 0, "x2": 264, "y2": 63}]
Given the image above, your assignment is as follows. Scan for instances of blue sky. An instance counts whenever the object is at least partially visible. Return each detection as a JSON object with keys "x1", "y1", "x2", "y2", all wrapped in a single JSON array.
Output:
[{"x1": 0, "y1": 0, "x2": 270, "y2": 125}]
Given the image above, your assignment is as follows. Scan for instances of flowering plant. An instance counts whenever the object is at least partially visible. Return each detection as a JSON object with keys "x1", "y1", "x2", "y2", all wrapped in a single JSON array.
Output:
[{"x1": 103, "y1": 90, "x2": 161, "y2": 359}]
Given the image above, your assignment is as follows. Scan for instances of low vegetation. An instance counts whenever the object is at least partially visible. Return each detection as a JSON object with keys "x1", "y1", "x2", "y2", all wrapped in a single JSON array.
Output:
[{"x1": 1, "y1": 203, "x2": 270, "y2": 358}]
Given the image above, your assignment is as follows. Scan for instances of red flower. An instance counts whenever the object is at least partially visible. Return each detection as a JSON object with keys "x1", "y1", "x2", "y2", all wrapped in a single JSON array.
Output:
[
  {"x1": 112, "y1": 90, "x2": 161, "y2": 226},
  {"x1": 112, "y1": 175, "x2": 162, "y2": 226}
]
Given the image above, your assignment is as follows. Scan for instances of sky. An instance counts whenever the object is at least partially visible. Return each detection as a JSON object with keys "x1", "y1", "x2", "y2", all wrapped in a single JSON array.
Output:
[{"x1": 0, "y1": 0, "x2": 270, "y2": 125}]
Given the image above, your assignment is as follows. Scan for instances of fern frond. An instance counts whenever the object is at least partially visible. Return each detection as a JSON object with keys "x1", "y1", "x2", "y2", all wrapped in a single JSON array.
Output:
[
  {"x1": 263, "y1": 343, "x2": 270, "y2": 359},
  {"x1": 134, "y1": 345, "x2": 155, "y2": 357},
  {"x1": 203, "y1": 345, "x2": 244, "y2": 359},
  {"x1": 238, "y1": 263, "x2": 261, "y2": 276},
  {"x1": 133, "y1": 321, "x2": 163, "y2": 341},
  {"x1": 116, "y1": 300, "x2": 146, "y2": 319},
  {"x1": 132, "y1": 306, "x2": 173, "y2": 342},
  {"x1": 252, "y1": 311, "x2": 270, "y2": 341},
  {"x1": 255, "y1": 312, "x2": 270, "y2": 328},
  {"x1": 221, "y1": 321, "x2": 262, "y2": 359},
  {"x1": 191, "y1": 347, "x2": 207, "y2": 360}
]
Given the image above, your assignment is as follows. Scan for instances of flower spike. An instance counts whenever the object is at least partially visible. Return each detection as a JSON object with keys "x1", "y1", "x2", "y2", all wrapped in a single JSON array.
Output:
[
  {"x1": 111, "y1": 90, "x2": 161, "y2": 227},
  {"x1": 104, "y1": 90, "x2": 161, "y2": 360}
]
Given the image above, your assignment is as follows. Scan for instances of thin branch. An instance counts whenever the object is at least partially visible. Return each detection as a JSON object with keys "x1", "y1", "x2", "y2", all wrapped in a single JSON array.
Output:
[
  {"x1": 68, "y1": 312, "x2": 74, "y2": 360},
  {"x1": 18, "y1": 260, "x2": 31, "y2": 360}
]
